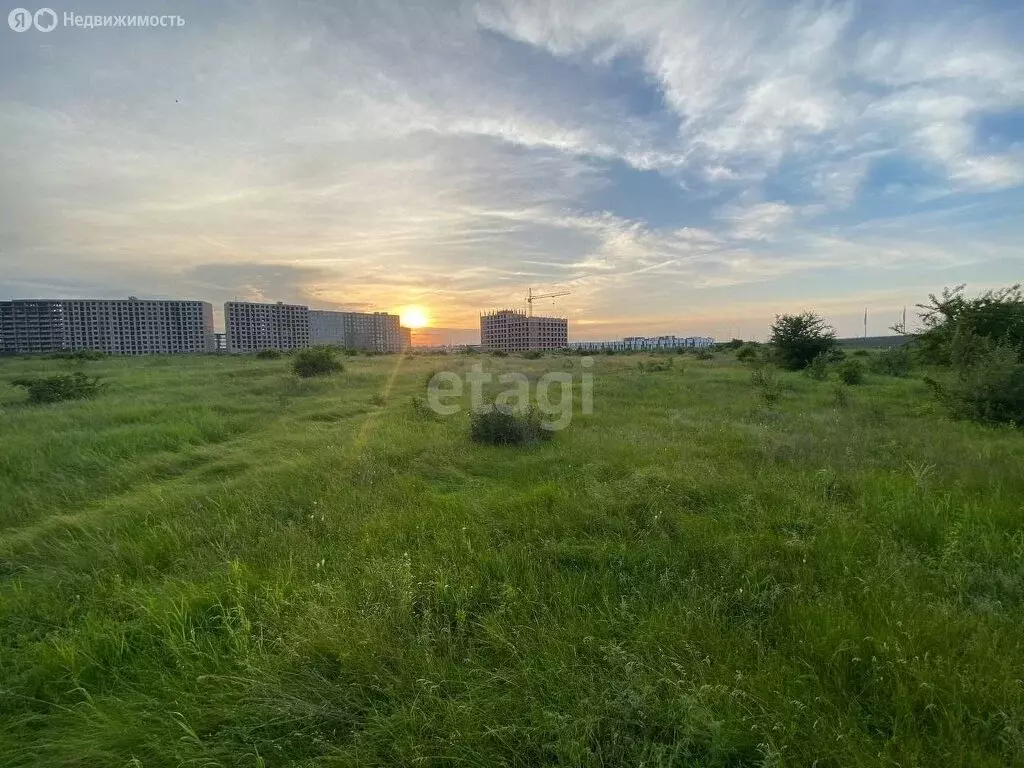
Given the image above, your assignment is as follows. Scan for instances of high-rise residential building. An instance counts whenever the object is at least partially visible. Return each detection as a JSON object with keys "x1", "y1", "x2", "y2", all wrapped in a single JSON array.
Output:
[
  {"x1": 0, "y1": 300, "x2": 66, "y2": 354},
  {"x1": 224, "y1": 301, "x2": 310, "y2": 353},
  {"x1": 400, "y1": 326, "x2": 412, "y2": 351},
  {"x1": 480, "y1": 309, "x2": 568, "y2": 352},
  {"x1": 309, "y1": 309, "x2": 406, "y2": 352},
  {"x1": 0, "y1": 298, "x2": 214, "y2": 355}
]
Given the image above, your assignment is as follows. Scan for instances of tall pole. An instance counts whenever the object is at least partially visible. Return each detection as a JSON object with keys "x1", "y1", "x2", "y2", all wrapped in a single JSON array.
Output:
[{"x1": 864, "y1": 308, "x2": 868, "y2": 339}]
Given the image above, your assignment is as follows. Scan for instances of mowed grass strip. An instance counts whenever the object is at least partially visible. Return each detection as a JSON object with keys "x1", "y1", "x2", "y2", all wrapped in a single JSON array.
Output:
[{"x1": 0, "y1": 352, "x2": 1022, "y2": 766}]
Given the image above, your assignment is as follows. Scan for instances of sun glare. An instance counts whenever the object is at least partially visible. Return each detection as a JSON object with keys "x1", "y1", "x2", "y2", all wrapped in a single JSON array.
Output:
[{"x1": 400, "y1": 306, "x2": 430, "y2": 329}]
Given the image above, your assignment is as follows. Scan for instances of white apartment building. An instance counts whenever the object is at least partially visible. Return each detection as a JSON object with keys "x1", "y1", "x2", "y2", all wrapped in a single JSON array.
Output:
[
  {"x1": 0, "y1": 298, "x2": 214, "y2": 355},
  {"x1": 225, "y1": 301, "x2": 311, "y2": 353},
  {"x1": 569, "y1": 335, "x2": 714, "y2": 352}
]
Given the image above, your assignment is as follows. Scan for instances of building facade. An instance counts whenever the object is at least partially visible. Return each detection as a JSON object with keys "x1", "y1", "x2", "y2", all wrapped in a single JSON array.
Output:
[
  {"x1": 0, "y1": 300, "x2": 66, "y2": 354},
  {"x1": 480, "y1": 310, "x2": 568, "y2": 352},
  {"x1": 225, "y1": 301, "x2": 311, "y2": 353},
  {"x1": 309, "y1": 309, "x2": 406, "y2": 353},
  {"x1": 1, "y1": 298, "x2": 214, "y2": 355},
  {"x1": 569, "y1": 335, "x2": 714, "y2": 352}
]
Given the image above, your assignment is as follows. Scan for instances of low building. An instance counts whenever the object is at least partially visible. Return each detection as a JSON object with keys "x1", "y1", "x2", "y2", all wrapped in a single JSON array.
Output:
[
  {"x1": 480, "y1": 309, "x2": 568, "y2": 352},
  {"x1": 225, "y1": 301, "x2": 310, "y2": 353},
  {"x1": 1, "y1": 297, "x2": 215, "y2": 355},
  {"x1": 569, "y1": 335, "x2": 714, "y2": 352}
]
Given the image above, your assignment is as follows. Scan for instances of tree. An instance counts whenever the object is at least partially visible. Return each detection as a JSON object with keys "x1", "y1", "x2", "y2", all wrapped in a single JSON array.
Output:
[
  {"x1": 916, "y1": 284, "x2": 1024, "y2": 364},
  {"x1": 769, "y1": 312, "x2": 837, "y2": 370}
]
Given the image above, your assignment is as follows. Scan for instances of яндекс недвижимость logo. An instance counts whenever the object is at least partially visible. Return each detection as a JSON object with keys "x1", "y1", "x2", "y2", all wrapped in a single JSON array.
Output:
[{"x1": 8, "y1": 8, "x2": 56, "y2": 31}]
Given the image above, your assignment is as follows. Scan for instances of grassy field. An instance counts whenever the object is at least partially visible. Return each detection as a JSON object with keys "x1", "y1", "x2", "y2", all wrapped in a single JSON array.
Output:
[{"x1": 1, "y1": 351, "x2": 1022, "y2": 767}]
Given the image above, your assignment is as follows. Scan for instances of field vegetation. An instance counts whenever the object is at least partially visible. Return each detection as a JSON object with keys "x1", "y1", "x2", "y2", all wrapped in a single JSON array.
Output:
[{"x1": 1, "y1": 311, "x2": 1022, "y2": 765}]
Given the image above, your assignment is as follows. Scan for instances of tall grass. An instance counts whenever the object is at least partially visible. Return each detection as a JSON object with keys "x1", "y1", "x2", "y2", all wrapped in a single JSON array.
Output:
[{"x1": 0, "y1": 352, "x2": 1022, "y2": 765}]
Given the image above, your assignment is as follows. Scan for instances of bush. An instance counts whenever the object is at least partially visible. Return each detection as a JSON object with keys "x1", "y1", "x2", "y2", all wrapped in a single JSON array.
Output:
[
  {"x1": 805, "y1": 353, "x2": 830, "y2": 380},
  {"x1": 292, "y1": 347, "x2": 344, "y2": 378},
  {"x1": 836, "y1": 359, "x2": 865, "y2": 385},
  {"x1": 937, "y1": 342, "x2": 1024, "y2": 426},
  {"x1": 255, "y1": 349, "x2": 282, "y2": 360},
  {"x1": 50, "y1": 348, "x2": 105, "y2": 361},
  {"x1": 916, "y1": 284, "x2": 1024, "y2": 365},
  {"x1": 852, "y1": 349, "x2": 870, "y2": 357},
  {"x1": 695, "y1": 348, "x2": 714, "y2": 360},
  {"x1": 470, "y1": 407, "x2": 553, "y2": 446},
  {"x1": 750, "y1": 364, "x2": 781, "y2": 406},
  {"x1": 770, "y1": 312, "x2": 837, "y2": 370},
  {"x1": 522, "y1": 350, "x2": 543, "y2": 359},
  {"x1": 871, "y1": 345, "x2": 913, "y2": 377},
  {"x1": 735, "y1": 343, "x2": 760, "y2": 363},
  {"x1": 490, "y1": 349, "x2": 509, "y2": 358},
  {"x1": 11, "y1": 372, "x2": 102, "y2": 404}
]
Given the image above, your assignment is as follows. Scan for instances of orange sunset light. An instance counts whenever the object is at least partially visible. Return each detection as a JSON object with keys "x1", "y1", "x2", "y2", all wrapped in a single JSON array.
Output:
[{"x1": 400, "y1": 306, "x2": 430, "y2": 329}]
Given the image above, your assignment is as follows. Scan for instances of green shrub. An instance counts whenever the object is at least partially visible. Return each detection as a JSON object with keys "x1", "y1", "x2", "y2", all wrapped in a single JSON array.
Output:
[
  {"x1": 521, "y1": 350, "x2": 543, "y2": 359},
  {"x1": 938, "y1": 342, "x2": 1024, "y2": 425},
  {"x1": 805, "y1": 353, "x2": 830, "y2": 380},
  {"x1": 50, "y1": 348, "x2": 105, "y2": 361},
  {"x1": 852, "y1": 349, "x2": 870, "y2": 357},
  {"x1": 770, "y1": 312, "x2": 837, "y2": 370},
  {"x1": 255, "y1": 349, "x2": 282, "y2": 360},
  {"x1": 871, "y1": 345, "x2": 913, "y2": 377},
  {"x1": 916, "y1": 284, "x2": 1024, "y2": 365},
  {"x1": 695, "y1": 348, "x2": 714, "y2": 360},
  {"x1": 735, "y1": 343, "x2": 760, "y2": 362},
  {"x1": 470, "y1": 407, "x2": 553, "y2": 446},
  {"x1": 293, "y1": 347, "x2": 344, "y2": 378},
  {"x1": 836, "y1": 359, "x2": 865, "y2": 385},
  {"x1": 11, "y1": 372, "x2": 102, "y2": 404},
  {"x1": 490, "y1": 349, "x2": 509, "y2": 358},
  {"x1": 750, "y1": 364, "x2": 781, "y2": 406}
]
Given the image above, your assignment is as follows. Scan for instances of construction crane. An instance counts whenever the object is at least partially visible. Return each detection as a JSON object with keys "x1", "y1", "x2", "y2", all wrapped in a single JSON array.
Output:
[{"x1": 526, "y1": 287, "x2": 570, "y2": 316}]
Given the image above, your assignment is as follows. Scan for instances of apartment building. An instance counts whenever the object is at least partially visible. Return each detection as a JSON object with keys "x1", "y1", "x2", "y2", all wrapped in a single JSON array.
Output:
[
  {"x1": 309, "y1": 309, "x2": 406, "y2": 352},
  {"x1": 480, "y1": 309, "x2": 568, "y2": 352},
  {"x1": 0, "y1": 300, "x2": 66, "y2": 354},
  {"x1": 0, "y1": 298, "x2": 215, "y2": 355},
  {"x1": 569, "y1": 335, "x2": 714, "y2": 352},
  {"x1": 225, "y1": 301, "x2": 310, "y2": 353}
]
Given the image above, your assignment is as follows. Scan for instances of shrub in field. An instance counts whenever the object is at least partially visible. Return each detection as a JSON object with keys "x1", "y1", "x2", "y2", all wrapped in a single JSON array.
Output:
[
  {"x1": 293, "y1": 346, "x2": 344, "y2": 378},
  {"x1": 695, "y1": 348, "x2": 714, "y2": 360},
  {"x1": 836, "y1": 359, "x2": 865, "y2": 385},
  {"x1": 871, "y1": 345, "x2": 913, "y2": 377},
  {"x1": 805, "y1": 353, "x2": 830, "y2": 380},
  {"x1": 11, "y1": 372, "x2": 101, "y2": 404},
  {"x1": 470, "y1": 407, "x2": 553, "y2": 446},
  {"x1": 490, "y1": 349, "x2": 509, "y2": 358},
  {"x1": 770, "y1": 312, "x2": 837, "y2": 370},
  {"x1": 736, "y1": 343, "x2": 760, "y2": 363},
  {"x1": 750, "y1": 364, "x2": 781, "y2": 406},
  {"x1": 51, "y1": 348, "x2": 105, "y2": 361},
  {"x1": 521, "y1": 350, "x2": 543, "y2": 359},
  {"x1": 852, "y1": 349, "x2": 870, "y2": 357},
  {"x1": 255, "y1": 349, "x2": 282, "y2": 360},
  {"x1": 936, "y1": 342, "x2": 1024, "y2": 426},
  {"x1": 639, "y1": 357, "x2": 674, "y2": 373},
  {"x1": 916, "y1": 284, "x2": 1024, "y2": 365}
]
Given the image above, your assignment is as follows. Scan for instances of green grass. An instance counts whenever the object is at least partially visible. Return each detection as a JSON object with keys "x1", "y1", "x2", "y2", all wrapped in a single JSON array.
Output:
[{"x1": 1, "y1": 352, "x2": 1022, "y2": 766}]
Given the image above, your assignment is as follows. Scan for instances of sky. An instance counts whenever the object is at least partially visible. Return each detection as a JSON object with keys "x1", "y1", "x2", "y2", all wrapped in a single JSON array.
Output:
[{"x1": 2, "y1": 0, "x2": 1023, "y2": 342}]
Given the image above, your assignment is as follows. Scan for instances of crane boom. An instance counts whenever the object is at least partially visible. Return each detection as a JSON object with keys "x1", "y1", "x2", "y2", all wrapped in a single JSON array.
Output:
[{"x1": 526, "y1": 287, "x2": 571, "y2": 316}]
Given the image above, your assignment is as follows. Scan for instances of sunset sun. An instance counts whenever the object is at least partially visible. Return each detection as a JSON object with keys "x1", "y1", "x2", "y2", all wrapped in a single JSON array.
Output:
[{"x1": 400, "y1": 306, "x2": 430, "y2": 329}]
